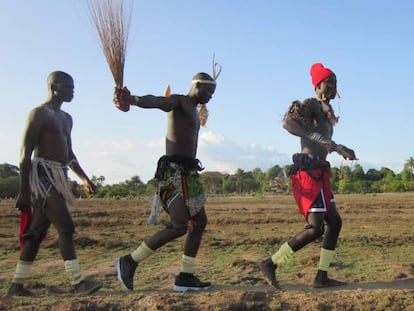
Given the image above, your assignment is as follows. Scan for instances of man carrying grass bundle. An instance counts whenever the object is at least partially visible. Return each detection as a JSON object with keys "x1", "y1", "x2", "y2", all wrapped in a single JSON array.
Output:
[
  {"x1": 7, "y1": 71, "x2": 102, "y2": 296},
  {"x1": 113, "y1": 70, "x2": 219, "y2": 292},
  {"x1": 259, "y1": 63, "x2": 357, "y2": 289}
]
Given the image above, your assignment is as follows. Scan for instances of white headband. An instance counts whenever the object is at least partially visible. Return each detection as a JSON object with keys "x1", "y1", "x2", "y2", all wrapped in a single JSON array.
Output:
[{"x1": 192, "y1": 79, "x2": 216, "y2": 85}]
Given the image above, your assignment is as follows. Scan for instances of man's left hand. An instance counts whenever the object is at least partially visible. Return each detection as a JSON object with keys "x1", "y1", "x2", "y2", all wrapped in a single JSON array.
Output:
[{"x1": 336, "y1": 145, "x2": 358, "y2": 160}]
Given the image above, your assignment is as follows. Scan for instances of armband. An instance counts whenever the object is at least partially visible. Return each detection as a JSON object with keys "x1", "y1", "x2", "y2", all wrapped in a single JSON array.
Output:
[{"x1": 308, "y1": 132, "x2": 324, "y2": 143}]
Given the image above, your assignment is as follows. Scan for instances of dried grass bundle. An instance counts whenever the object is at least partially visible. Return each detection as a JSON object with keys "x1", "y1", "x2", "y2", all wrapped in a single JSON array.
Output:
[{"x1": 88, "y1": 0, "x2": 132, "y2": 87}]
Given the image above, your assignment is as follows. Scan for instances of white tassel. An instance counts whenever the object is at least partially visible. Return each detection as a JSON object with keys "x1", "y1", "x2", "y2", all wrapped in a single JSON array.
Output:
[{"x1": 147, "y1": 193, "x2": 161, "y2": 225}]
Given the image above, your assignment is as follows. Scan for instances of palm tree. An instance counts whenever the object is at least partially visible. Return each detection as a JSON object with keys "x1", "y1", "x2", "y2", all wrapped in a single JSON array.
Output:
[{"x1": 405, "y1": 156, "x2": 414, "y2": 182}]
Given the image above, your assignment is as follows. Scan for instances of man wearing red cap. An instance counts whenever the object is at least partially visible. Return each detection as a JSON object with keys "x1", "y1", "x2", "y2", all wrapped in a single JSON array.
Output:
[{"x1": 259, "y1": 63, "x2": 357, "y2": 289}]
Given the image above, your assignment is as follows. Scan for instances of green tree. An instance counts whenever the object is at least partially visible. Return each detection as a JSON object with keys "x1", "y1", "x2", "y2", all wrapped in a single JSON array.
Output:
[
  {"x1": 266, "y1": 165, "x2": 283, "y2": 179},
  {"x1": 200, "y1": 171, "x2": 225, "y2": 195},
  {"x1": 404, "y1": 156, "x2": 414, "y2": 182},
  {"x1": 351, "y1": 164, "x2": 365, "y2": 181},
  {"x1": 330, "y1": 167, "x2": 340, "y2": 192},
  {"x1": 0, "y1": 163, "x2": 19, "y2": 178},
  {"x1": 0, "y1": 176, "x2": 19, "y2": 198},
  {"x1": 252, "y1": 168, "x2": 266, "y2": 194},
  {"x1": 0, "y1": 163, "x2": 20, "y2": 198},
  {"x1": 338, "y1": 166, "x2": 352, "y2": 181}
]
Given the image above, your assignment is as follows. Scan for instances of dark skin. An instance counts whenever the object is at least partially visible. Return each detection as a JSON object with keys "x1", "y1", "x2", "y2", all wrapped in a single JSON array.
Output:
[
  {"x1": 16, "y1": 71, "x2": 96, "y2": 261},
  {"x1": 283, "y1": 74, "x2": 357, "y2": 286},
  {"x1": 114, "y1": 73, "x2": 215, "y2": 257}
]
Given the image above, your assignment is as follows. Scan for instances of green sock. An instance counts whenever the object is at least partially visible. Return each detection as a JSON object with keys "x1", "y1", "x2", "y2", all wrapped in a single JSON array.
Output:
[
  {"x1": 271, "y1": 242, "x2": 294, "y2": 266},
  {"x1": 131, "y1": 242, "x2": 155, "y2": 263},
  {"x1": 181, "y1": 255, "x2": 196, "y2": 274},
  {"x1": 64, "y1": 259, "x2": 82, "y2": 285},
  {"x1": 318, "y1": 248, "x2": 335, "y2": 271}
]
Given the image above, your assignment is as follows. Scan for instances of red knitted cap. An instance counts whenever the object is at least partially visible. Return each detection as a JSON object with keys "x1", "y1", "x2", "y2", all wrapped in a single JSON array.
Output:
[{"x1": 310, "y1": 63, "x2": 335, "y2": 89}]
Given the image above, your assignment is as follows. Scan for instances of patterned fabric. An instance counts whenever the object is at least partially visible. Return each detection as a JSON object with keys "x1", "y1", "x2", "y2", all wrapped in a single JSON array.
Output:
[
  {"x1": 31, "y1": 164, "x2": 54, "y2": 209},
  {"x1": 156, "y1": 156, "x2": 206, "y2": 217},
  {"x1": 30, "y1": 157, "x2": 74, "y2": 208}
]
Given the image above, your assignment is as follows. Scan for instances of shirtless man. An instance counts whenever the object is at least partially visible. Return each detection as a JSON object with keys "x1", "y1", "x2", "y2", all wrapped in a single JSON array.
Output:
[
  {"x1": 7, "y1": 71, "x2": 102, "y2": 296},
  {"x1": 259, "y1": 63, "x2": 357, "y2": 289},
  {"x1": 113, "y1": 72, "x2": 216, "y2": 292}
]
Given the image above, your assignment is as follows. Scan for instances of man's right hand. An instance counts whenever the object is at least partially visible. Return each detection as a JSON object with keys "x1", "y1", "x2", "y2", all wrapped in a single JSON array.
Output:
[
  {"x1": 113, "y1": 86, "x2": 134, "y2": 112},
  {"x1": 15, "y1": 192, "x2": 31, "y2": 212}
]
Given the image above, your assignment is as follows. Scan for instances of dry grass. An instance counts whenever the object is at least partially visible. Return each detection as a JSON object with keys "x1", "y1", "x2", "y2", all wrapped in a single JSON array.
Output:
[
  {"x1": 88, "y1": 0, "x2": 132, "y2": 87},
  {"x1": 1, "y1": 193, "x2": 414, "y2": 310}
]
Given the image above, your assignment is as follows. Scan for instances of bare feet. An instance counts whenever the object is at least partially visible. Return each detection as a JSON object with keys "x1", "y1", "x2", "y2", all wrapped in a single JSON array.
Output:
[
  {"x1": 7, "y1": 283, "x2": 33, "y2": 297},
  {"x1": 313, "y1": 270, "x2": 347, "y2": 288},
  {"x1": 258, "y1": 258, "x2": 281, "y2": 289},
  {"x1": 73, "y1": 276, "x2": 102, "y2": 295}
]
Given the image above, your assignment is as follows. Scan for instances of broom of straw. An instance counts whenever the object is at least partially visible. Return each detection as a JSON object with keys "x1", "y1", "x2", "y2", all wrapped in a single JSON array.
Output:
[{"x1": 88, "y1": 0, "x2": 132, "y2": 88}]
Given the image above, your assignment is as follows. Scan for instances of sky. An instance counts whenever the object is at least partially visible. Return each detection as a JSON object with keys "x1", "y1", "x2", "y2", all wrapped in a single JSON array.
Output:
[{"x1": 1, "y1": 1, "x2": 413, "y2": 185}]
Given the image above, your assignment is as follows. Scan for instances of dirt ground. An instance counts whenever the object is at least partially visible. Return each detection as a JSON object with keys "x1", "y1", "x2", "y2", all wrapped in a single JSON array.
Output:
[{"x1": 1, "y1": 193, "x2": 414, "y2": 310}]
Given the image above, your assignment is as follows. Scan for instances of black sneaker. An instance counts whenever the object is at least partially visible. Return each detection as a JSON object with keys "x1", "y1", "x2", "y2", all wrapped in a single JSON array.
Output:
[
  {"x1": 73, "y1": 276, "x2": 102, "y2": 295},
  {"x1": 173, "y1": 272, "x2": 211, "y2": 292},
  {"x1": 7, "y1": 283, "x2": 33, "y2": 297},
  {"x1": 258, "y1": 258, "x2": 281, "y2": 289},
  {"x1": 116, "y1": 255, "x2": 137, "y2": 290}
]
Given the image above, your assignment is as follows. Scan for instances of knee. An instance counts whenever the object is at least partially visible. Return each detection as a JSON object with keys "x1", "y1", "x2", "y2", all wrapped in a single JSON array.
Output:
[
  {"x1": 194, "y1": 214, "x2": 208, "y2": 232},
  {"x1": 329, "y1": 214, "x2": 342, "y2": 233},
  {"x1": 25, "y1": 227, "x2": 48, "y2": 244},
  {"x1": 58, "y1": 222, "x2": 75, "y2": 239},
  {"x1": 335, "y1": 215, "x2": 342, "y2": 230},
  {"x1": 169, "y1": 222, "x2": 188, "y2": 238},
  {"x1": 306, "y1": 223, "x2": 325, "y2": 239}
]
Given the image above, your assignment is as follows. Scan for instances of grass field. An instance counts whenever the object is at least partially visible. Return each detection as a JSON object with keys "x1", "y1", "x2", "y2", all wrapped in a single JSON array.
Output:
[{"x1": 1, "y1": 193, "x2": 414, "y2": 310}]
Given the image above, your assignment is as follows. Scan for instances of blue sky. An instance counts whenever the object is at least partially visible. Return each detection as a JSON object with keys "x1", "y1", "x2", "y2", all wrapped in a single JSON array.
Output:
[{"x1": 1, "y1": 1, "x2": 413, "y2": 184}]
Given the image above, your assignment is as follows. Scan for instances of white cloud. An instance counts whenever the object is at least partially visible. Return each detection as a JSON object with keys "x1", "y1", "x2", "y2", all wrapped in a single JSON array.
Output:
[
  {"x1": 68, "y1": 131, "x2": 291, "y2": 184},
  {"x1": 198, "y1": 131, "x2": 290, "y2": 175},
  {"x1": 199, "y1": 131, "x2": 225, "y2": 146}
]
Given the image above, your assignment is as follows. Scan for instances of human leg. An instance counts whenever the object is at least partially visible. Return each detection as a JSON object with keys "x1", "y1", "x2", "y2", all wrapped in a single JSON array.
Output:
[
  {"x1": 7, "y1": 208, "x2": 51, "y2": 296},
  {"x1": 183, "y1": 206, "x2": 207, "y2": 258},
  {"x1": 313, "y1": 201, "x2": 345, "y2": 288},
  {"x1": 288, "y1": 212, "x2": 325, "y2": 251},
  {"x1": 45, "y1": 189, "x2": 101, "y2": 294},
  {"x1": 259, "y1": 212, "x2": 325, "y2": 289},
  {"x1": 116, "y1": 195, "x2": 189, "y2": 290},
  {"x1": 174, "y1": 207, "x2": 210, "y2": 292},
  {"x1": 145, "y1": 195, "x2": 190, "y2": 249},
  {"x1": 44, "y1": 189, "x2": 76, "y2": 260}
]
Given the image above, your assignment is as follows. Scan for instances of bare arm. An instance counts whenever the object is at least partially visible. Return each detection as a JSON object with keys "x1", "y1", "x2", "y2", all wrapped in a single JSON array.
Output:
[
  {"x1": 283, "y1": 100, "x2": 335, "y2": 151},
  {"x1": 16, "y1": 109, "x2": 42, "y2": 211},
  {"x1": 132, "y1": 94, "x2": 181, "y2": 112},
  {"x1": 113, "y1": 86, "x2": 181, "y2": 112},
  {"x1": 66, "y1": 121, "x2": 97, "y2": 194},
  {"x1": 283, "y1": 100, "x2": 357, "y2": 159}
]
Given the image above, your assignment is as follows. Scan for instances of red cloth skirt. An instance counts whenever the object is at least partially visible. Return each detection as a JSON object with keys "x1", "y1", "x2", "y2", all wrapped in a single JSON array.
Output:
[{"x1": 291, "y1": 169, "x2": 332, "y2": 218}]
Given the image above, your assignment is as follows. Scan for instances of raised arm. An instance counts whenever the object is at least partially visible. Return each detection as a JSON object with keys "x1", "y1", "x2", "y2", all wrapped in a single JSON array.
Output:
[{"x1": 113, "y1": 86, "x2": 180, "y2": 112}]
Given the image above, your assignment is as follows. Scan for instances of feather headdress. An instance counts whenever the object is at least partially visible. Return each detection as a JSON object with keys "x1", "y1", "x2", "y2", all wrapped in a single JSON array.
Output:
[{"x1": 198, "y1": 55, "x2": 221, "y2": 126}]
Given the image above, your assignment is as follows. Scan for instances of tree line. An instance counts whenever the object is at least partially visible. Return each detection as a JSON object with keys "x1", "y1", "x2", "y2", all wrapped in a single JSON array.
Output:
[{"x1": 0, "y1": 157, "x2": 413, "y2": 199}]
